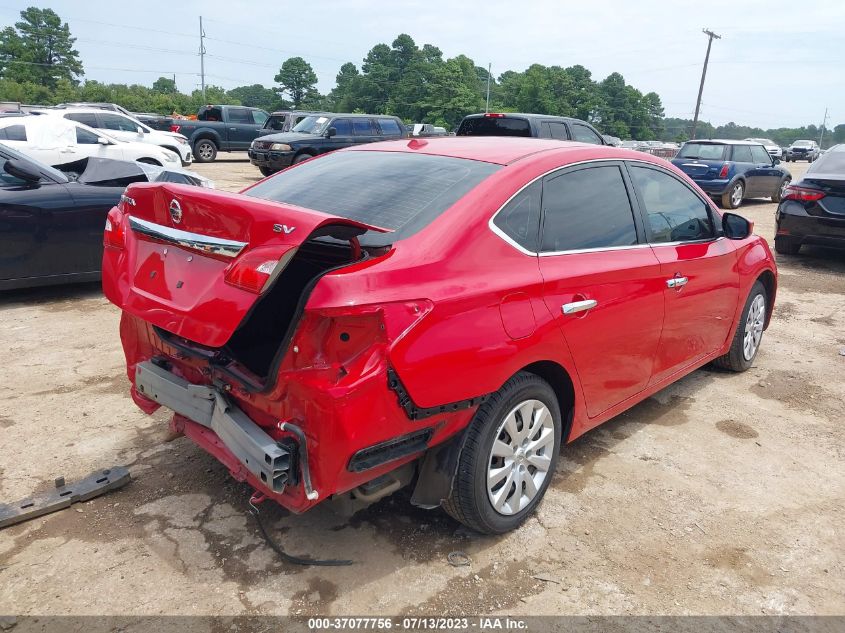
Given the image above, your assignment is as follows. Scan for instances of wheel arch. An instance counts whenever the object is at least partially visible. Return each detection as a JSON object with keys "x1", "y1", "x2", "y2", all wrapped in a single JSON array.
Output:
[
  {"x1": 520, "y1": 360, "x2": 576, "y2": 443},
  {"x1": 755, "y1": 268, "x2": 777, "y2": 329}
]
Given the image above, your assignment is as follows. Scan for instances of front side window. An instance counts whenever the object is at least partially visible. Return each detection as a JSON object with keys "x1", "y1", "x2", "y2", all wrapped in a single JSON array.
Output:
[
  {"x1": 252, "y1": 110, "x2": 268, "y2": 126},
  {"x1": 330, "y1": 119, "x2": 353, "y2": 136},
  {"x1": 264, "y1": 115, "x2": 285, "y2": 131},
  {"x1": 571, "y1": 124, "x2": 603, "y2": 145},
  {"x1": 541, "y1": 165, "x2": 638, "y2": 252},
  {"x1": 750, "y1": 145, "x2": 771, "y2": 164},
  {"x1": 493, "y1": 181, "x2": 541, "y2": 251},
  {"x1": 731, "y1": 145, "x2": 753, "y2": 163},
  {"x1": 678, "y1": 143, "x2": 727, "y2": 160},
  {"x1": 629, "y1": 165, "x2": 714, "y2": 243},
  {"x1": 75, "y1": 126, "x2": 100, "y2": 144}
]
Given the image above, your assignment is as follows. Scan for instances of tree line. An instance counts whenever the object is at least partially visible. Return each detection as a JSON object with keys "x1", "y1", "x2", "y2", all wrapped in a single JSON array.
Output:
[{"x1": 1, "y1": 6, "x2": 841, "y2": 146}]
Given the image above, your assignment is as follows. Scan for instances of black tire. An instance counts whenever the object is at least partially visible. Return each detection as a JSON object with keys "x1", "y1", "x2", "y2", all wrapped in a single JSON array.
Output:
[
  {"x1": 771, "y1": 177, "x2": 791, "y2": 202},
  {"x1": 443, "y1": 372, "x2": 562, "y2": 534},
  {"x1": 774, "y1": 236, "x2": 801, "y2": 256},
  {"x1": 721, "y1": 180, "x2": 744, "y2": 209},
  {"x1": 292, "y1": 152, "x2": 312, "y2": 165},
  {"x1": 137, "y1": 157, "x2": 161, "y2": 166},
  {"x1": 258, "y1": 166, "x2": 275, "y2": 177},
  {"x1": 712, "y1": 281, "x2": 767, "y2": 372},
  {"x1": 193, "y1": 139, "x2": 218, "y2": 163}
]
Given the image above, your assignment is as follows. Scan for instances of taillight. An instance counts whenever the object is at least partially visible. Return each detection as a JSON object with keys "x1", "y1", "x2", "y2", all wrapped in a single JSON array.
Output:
[
  {"x1": 718, "y1": 163, "x2": 730, "y2": 178},
  {"x1": 484, "y1": 113, "x2": 505, "y2": 118},
  {"x1": 223, "y1": 246, "x2": 295, "y2": 294},
  {"x1": 170, "y1": 124, "x2": 181, "y2": 133},
  {"x1": 103, "y1": 207, "x2": 125, "y2": 249},
  {"x1": 783, "y1": 185, "x2": 825, "y2": 202}
]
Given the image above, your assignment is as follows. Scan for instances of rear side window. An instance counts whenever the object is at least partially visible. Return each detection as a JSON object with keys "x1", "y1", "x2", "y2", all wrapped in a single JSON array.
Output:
[
  {"x1": 352, "y1": 119, "x2": 376, "y2": 136},
  {"x1": 245, "y1": 151, "x2": 500, "y2": 246},
  {"x1": 678, "y1": 143, "x2": 727, "y2": 160},
  {"x1": 457, "y1": 116, "x2": 532, "y2": 137},
  {"x1": 377, "y1": 118, "x2": 402, "y2": 136},
  {"x1": 64, "y1": 112, "x2": 100, "y2": 128},
  {"x1": 540, "y1": 121, "x2": 569, "y2": 140},
  {"x1": 493, "y1": 181, "x2": 541, "y2": 251},
  {"x1": 808, "y1": 149, "x2": 845, "y2": 173},
  {"x1": 227, "y1": 108, "x2": 252, "y2": 124},
  {"x1": 629, "y1": 165, "x2": 714, "y2": 243},
  {"x1": 571, "y1": 124, "x2": 603, "y2": 145},
  {"x1": 198, "y1": 107, "x2": 223, "y2": 122},
  {"x1": 0, "y1": 125, "x2": 27, "y2": 141},
  {"x1": 732, "y1": 145, "x2": 753, "y2": 163},
  {"x1": 541, "y1": 165, "x2": 638, "y2": 252}
]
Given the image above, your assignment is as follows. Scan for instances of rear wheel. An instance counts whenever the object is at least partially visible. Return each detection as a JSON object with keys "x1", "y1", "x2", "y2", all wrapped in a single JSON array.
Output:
[
  {"x1": 772, "y1": 177, "x2": 791, "y2": 202},
  {"x1": 774, "y1": 236, "x2": 801, "y2": 255},
  {"x1": 721, "y1": 181, "x2": 745, "y2": 209},
  {"x1": 194, "y1": 139, "x2": 217, "y2": 163},
  {"x1": 712, "y1": 281, "x2": 767, "y2": 372},
  {"x1": 443, "y1": 372, "x2": 561, "y2": 534}
]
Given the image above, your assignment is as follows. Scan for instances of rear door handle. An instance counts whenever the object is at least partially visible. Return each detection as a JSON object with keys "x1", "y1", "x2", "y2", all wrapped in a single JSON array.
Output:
[
  {"x1": 562, "y1": 299, "x2": 598, "y2": 315},
  {"x1": 666, "y1": 276, "x2": 689, "y2": 289}
]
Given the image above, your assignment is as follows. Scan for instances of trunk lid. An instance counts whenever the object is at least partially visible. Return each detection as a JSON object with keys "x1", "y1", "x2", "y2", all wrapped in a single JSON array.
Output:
[{"x1": 108, "y1": 182, "x2": 388, "y2": 348}]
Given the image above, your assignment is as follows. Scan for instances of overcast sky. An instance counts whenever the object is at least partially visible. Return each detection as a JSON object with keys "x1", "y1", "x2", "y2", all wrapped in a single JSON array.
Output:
[{"x1": 2, "y1": 0, "x2": 842, "y2": 129}]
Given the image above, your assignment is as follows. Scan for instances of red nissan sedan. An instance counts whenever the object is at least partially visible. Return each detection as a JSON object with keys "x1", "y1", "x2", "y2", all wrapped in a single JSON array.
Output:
[{"x1": 103, "y1": 137, "x2": 777, "y2": 534}]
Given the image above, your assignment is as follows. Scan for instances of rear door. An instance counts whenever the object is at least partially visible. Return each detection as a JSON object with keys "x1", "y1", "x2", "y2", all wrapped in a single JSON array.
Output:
[
  {"x1": 626, "y1": 162, "x2": 739, "y2": 384},
  {"x1": 537, "y1": 162, "x2": 665, "y2": 419}
]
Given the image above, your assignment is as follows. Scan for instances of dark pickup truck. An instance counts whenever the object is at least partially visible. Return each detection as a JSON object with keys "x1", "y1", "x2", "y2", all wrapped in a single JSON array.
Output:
[{"x1": 169, "y1": 105, "x2": 270, "y2": 163}]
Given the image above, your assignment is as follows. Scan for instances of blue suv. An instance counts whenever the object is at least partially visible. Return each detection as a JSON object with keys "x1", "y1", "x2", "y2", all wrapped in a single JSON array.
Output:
[{"x1": 671, "y1": 140, "x2": 792, "y2": 209}]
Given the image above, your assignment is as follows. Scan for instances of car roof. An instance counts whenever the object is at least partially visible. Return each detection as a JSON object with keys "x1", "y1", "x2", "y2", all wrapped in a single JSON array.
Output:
[
  {"x1": 685, "y1": 139, "x2": 764, "y2": 145},
  {"x1": 269, "y1": 110, "x2": 330, "y2": 116},
  {"x1": 349, "y1": 136, "x2": 639, "y2": 165},
  {"x1": 461, "y1": 112, "x2": 589, "y2": 123}
]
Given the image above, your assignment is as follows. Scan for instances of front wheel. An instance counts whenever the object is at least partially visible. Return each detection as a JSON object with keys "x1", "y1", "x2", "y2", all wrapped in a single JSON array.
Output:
[
  {"x1": 443, "y1": 372, "x2": 561, "y2": 534},
  {"x1": 258, "y1": 165, "x2": 275, "y2": 177},
  {"x1": 712, "y1": 281, "x2": 767, "y2": 372},
  {"x1": 721, "y1": 181, "x2": 745, "y2": 209},
  {"x1": 193, "y1": 139, "x2": 218, "y2": 163}
]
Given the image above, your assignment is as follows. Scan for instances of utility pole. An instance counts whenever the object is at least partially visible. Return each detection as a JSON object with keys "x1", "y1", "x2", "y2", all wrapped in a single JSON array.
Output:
[
  {"x1": 818, "y1": 107, "x2": 829, "y2": 147},
  {"x1": 485, "y1": 62, "x2": 492, "y2": 113},
  {"x1": 199, "y1": 16, "x2": 206, "y2": 101},
  {"x1": 691, "y1": 28, "x2": 721, "y2": 139}
]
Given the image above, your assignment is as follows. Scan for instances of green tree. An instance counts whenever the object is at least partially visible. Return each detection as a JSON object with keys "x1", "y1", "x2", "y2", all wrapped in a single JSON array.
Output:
[
  {"x1": 227, "y1": 84, "x2": 281, "y2": 111},
  {"x1": 327, "y1": 62, "x2": 360, "y2": 112},
  {"x1": 0, "y1": 7, "x2": 83, "y2": 88},
  {"x1": 274, "y1": 57, "x2": 319, "y2": 108},
  {"x1": 152, "y1": 76, "x2": 177, "y2": 95}
]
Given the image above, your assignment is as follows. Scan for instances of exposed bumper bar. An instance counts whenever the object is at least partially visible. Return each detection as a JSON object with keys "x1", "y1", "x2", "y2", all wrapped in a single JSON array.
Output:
[
  {"x1": 135, "y1": 361, "x2": 290, "y2": 492},
  {"x1": 128, "y1": 216, "x2": 247, "y2": 259}
]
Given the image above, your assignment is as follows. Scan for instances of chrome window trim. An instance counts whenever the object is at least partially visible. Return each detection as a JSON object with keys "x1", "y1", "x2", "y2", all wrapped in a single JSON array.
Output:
[
  {"x1": 488, "y1": 157, "x2": 721, "y2": 256},
  {"x1": 128, "y1": 216, "x2": 247, "y2": 258}
]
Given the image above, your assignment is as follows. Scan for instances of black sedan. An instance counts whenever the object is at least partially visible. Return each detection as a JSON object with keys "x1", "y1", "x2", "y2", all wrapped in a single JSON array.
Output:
[
  {"x1": 0, "y1": 143, "x2": 207, "y2": 290},
  {"x1": 775, "y1": 144, "x2": 845, "y2": 255}
]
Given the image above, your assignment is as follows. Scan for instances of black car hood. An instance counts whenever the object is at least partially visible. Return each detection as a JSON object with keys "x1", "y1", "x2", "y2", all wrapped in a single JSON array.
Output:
[{"x1": 254, "y1": 132, "x2": 321, "y2": 144}]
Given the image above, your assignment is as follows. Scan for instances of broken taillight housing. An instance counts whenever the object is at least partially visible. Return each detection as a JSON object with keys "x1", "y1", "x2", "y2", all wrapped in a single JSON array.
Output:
[
  {"x1": 223, "y1": 246, "x2": 296, "y2": 294},
  {"x1": 103, "y1": 207, "x2": 125, "y2": 249}
]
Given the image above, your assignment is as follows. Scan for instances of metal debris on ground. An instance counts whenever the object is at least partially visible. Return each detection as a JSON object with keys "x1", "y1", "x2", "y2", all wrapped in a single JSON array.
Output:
[
  {"x1": 0, "y1": 466, "x2": 130, "y2": 529},
  {"x1": 447, "y1": 551, "x2": 471, "y2": 567}
]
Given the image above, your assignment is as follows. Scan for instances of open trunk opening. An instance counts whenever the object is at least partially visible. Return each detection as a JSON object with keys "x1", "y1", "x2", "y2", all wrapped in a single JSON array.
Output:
[{"x1": 221, "y1": 231, "x2": 368, "y2": 384}]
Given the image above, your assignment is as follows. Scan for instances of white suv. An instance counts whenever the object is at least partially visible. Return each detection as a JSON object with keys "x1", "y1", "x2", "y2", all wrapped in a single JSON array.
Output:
[{"x1": 47, "y1": 108, "x2": 192, "y2": 165}]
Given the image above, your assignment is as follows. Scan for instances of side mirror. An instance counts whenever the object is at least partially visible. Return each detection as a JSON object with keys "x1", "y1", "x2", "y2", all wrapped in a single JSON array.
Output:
[
  {"x1": 772, "y1": 158, "x2": 780, "y2": 165},
  {"x1": 137, "y1": 126, "x2": 146, "y2": 135},
  {"x1": 325, "y1": 127, "x2": 337, "y2": 138},
  {"x1": 4, "y1": 158, "x2": 41, "y2": 183},
  {"x1": 97, "y1": 137, "x2": 110, "y2": 145},
  {"x1": 722, "y1": 212, "x2": 753, "y2": 240}
]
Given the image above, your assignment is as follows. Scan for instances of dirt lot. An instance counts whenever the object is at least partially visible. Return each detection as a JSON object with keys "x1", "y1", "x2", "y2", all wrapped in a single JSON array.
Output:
[{"x1": 0, "y1": 157, "x2": 843, "y2": 618}]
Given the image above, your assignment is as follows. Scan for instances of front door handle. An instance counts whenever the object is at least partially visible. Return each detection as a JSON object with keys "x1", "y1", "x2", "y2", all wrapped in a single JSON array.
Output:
[
  {"x1": 666, "y1": 276, "x2": 689, "y2": 289},
  {"x1": 562, "y1": 299, "x2": 598, "y2": 315}
]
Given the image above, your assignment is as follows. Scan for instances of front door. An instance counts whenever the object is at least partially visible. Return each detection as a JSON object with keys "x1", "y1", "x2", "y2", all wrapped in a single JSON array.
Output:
[
  {"x1": 537, "y1": 162, "x2": 665, "y2": 419},
  {"x1": 626, "y1": 162, "x2": 740, "y2": 384}
]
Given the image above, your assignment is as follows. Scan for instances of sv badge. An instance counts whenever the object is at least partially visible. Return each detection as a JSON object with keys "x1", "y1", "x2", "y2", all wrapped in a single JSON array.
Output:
[{"x1": 273, "y1": 224, "x2": 296, "y2": 234}]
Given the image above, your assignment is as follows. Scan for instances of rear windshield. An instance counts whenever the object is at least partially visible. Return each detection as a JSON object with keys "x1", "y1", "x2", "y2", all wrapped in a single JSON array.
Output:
[
  {"x1": 457, "y1": 116, "x2": 532, "y2": 137},
  {"x1": 245, "y1": 150, "x2": 500, "y2": 246},
  {"x1": 677, "y1": 143, "x2": 727, "y2": 160},
  {"x1": 807, "y1": 150, "x2": 845, "y2": 174}
]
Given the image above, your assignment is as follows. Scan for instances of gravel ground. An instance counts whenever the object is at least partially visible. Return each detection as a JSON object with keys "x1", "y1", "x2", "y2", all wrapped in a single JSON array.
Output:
[{"x1": 0, "y1": 156, "x2": 843, "y2": 618}]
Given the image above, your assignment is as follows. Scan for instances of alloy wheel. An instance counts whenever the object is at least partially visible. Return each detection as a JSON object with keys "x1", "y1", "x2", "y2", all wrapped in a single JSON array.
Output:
[
  {"x1": 486, "y1": 399, "x2": 555, "y2": 516},
  {"x1": 743, "y1": 294, "x2": 766, "y2": 361},
  {"x1": 731, "y1": 183, "x2": 744, "y2": 207}
]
